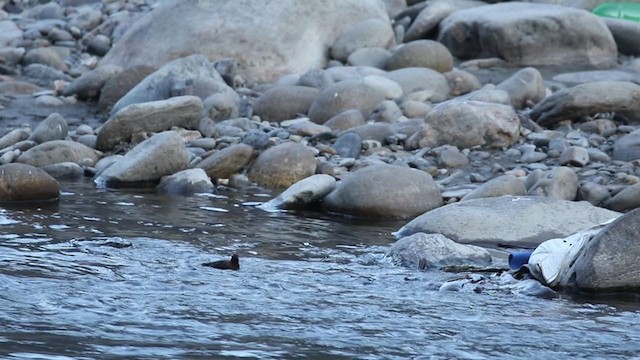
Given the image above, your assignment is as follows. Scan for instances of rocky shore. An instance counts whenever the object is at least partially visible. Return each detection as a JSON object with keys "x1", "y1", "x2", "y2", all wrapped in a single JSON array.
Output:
[{"x1": 1, "y1": 0, "x2": 639, "y2": 295}]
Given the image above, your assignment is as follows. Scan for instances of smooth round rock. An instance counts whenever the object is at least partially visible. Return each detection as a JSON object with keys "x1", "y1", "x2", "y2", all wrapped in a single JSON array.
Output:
[
  {"x1": 158, "y1": 168, "x2": 214, "y2": 195},
  {"x1": 347, "y1": 47, "x2": 391, "y2": 69},
  {"x1": 322, "y1": 163, "x2": 443, "y2": 219},
  {"x1": 323, "y1": 109, "x2": 366, "y2": 131},
  {"x1": 254, "y1": 86, "x2": 320, "y2": 122},
  {"x1": 333, "y1": 132, "x2": 362, "y2": 159},
  {"x1": 331, "y1": 18, "x2": 395, "y2": 62},
  {"x1": 196, "y1": 143, "x2": 254, "y2": 180},
  {"x1": 248, "y1": 142, "x2": 317, "y2": 188},
  {"x1": 260, "y1": 174, "x2": 337, "y2": 210},
  {"x1": 462, "y1": 175, "x2": 526, "y2": 201},
  {"x1": 30, "y1": 113, "x2": 68, "y2": 144},
  {"x1": 0, "y1": 163, "x2": 59, "y2": 202},
  {"x1": 308, "y1": 80, "x2": 386, "y2": 124},
  {"x1": 386, "y1": 40, "x2": 454, "y2": 73},
  {"x1": 16, "y1": 140, "x2": 100, "y2": 167}
]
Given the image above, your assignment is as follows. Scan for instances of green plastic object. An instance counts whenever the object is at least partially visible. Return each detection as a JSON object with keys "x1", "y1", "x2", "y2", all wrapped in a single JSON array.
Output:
[{"x1": 593, "y1": 2, "x2": 640, "y2": 22}]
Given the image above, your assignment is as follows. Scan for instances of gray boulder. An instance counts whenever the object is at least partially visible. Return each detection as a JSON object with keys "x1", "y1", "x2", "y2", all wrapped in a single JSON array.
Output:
[
  {"x1": 0, "y1": 163, "x2": 59, "y2": 202},
  {"x1": 196, "y1": 143, "x2": 254, "y2": 180},
  {"x1": 438, "y1": 3, "x2": 617, "y2": 68},
  {"x1": 96, "y1": 96, "x2": 203, "y2": 151},
  {"x1": 322, "y1": 164, "x2": 443, "y2": 219},
  {"x1": 63, "y1": 65, "x2": 122, "y2": 100},
  {"x1": 308, "y1": 80, "x2": 386, "y2": 124},
  {"x1": 158, "y1": 168, "x2": 215, "y2": 195},
  {"x1": 395, "y1": 196, "x2": 620, "y2": 247},
  {"x1": 16, "y1": 140, "x2": 100, "y2": 167},
  {"x1": 331, "y1": 18, "x2": 395, "y2": 62},
  {"x1": 110, "y1": 55, "x2": 232, "y2": 116},
  {"x1": 29, "y1": 113, "x2": 68, "y2": 144},
  {"x1": 531, "y1": 81, "x2": 640, "y2": 127},
  {"x1": 462, "y1": 174, "x2": 526, "y2": 201},
  {"x1": 495, "y1": 67, "x2": 545, "y2": 109},
  {"x1": 260, "y1": 174, "x2": 337, "y2": 210},
  {"x1": 388, "y1": 232, "x2": 491, "y2": 270},
  {"x1": 254, "y1": 86, "x2": 320, "y2": 123},
  {"x1": 95, "y1": 131, "x2": 189, "y2": 187},
  {"x1": 613, "y1": 129, "x2": 640, "y2": 162},
  {"x1": 406, "y1": 100, "x2": 519, "y2": 149},
  {"x1": 248, "y1": 142, "x2": 317, "y2": 188},
  {"x1": 100, "y1": 0, "x2": 389, "y2": 84},
  {"x1": 383, "y1": 67, "x2": 450, "y2": 102},
  {"x1": 570, "y1": 208, "x2": 640, "y2": 292},
  {"x1": 386, "y1": 40, "x2": 454, "y2": 73}
]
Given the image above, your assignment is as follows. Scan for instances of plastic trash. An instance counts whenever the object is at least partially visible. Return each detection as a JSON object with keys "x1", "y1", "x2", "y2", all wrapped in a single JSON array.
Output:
[
  {"x1": 593, "y1": 3, "x2": 640, "y2": 22},
  {"x1": 508, "y1": 251, "x2": 532, "y2": 270}
]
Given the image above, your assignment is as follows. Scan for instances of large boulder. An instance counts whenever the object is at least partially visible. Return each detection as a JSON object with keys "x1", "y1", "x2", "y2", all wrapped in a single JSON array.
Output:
[
  {"x1": 16, "y1": 140, "x2": 100, "y2": 167},
  {"x1": 322, "y1": 164, "x2": 443, "y2": 219},
  {"x1": 109, "y1": 55, "x2": 231, "y2": 116},
  {"x1": 388, "y1": 232, "x2": 491, "y2": 270},
  {"x1": 95, "y1": 131, "x2": 189, "y2": 187},
  {"x1": 96, "y1": 96, "x2": 203, "y2": 151},
  {"x1": 438, "y1": 2, "x2": 617, "y2": 68},
  {"x1": 395, "y1": 196, "x2": 620, "y2": 247},
  {"x1": 308, "y1": 80, "x2": 386, "y2": 124},
  {"x1": 530, "y1": 81, "x2": 640, "y2": 127},
  {"x1": 406, "y1": 100, "x2": 520, "y2": 149},
  {"x1": 248, "y1": 142, "x2": 317, "y2": 188},
  {"x1": 100, "y1": 0, "x2": 390, "y2": 84},
  {"x1": 570, "y1": 208, "x2": 640, "y2": 292},
  {"x1": 0, "y1": 163, "x2": 59, "y2": 202}
]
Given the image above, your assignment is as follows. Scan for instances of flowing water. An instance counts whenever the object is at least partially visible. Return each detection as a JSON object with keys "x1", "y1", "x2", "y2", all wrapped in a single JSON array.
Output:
[{"x1": 0, "y1": 178, "x2": 639, "y2": 359}]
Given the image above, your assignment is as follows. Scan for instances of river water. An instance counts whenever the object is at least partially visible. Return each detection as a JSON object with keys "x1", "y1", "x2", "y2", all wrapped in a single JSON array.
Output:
[{"x1": 0, "y1": 178, "x2": 639, "y2": 359}]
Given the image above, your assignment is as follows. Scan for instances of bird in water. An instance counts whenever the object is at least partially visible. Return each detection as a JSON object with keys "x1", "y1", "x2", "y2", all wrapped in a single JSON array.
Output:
[{"x1": 202, "y1": 254, "x2": 240, "y2": 270}]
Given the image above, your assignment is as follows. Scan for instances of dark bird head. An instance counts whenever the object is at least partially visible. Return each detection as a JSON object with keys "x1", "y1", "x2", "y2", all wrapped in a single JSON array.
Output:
[{"x1": 230, "y1": 254, "x2": 240, "y2": 270}]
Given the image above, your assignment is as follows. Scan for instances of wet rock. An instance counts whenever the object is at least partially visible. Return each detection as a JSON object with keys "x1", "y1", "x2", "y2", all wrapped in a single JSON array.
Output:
[
  {"x1": 570, "y1": 208, "x2": 640, "y2": 292},
  {"x1": 308, "y1": 80, "x2": 386, "y2": 124},
  {"x1": 0, "y1": 129, "x2": 31, "y2": 149},
  {"x1": 0, "y1": 163, "x2": 59, "y2": 202},
  {"x1": 100, "y1": 0, "x2": 389, "y2": 83},
  {"x1": 196, "y1": 143, "x2": 254, "y2": 181},
  {"x1": 531, "y1": 81, "x2": 640, "y2": 127},
  {"x1": 331, "y1": 18, "x2": 395, "y2": 62},
  {"x1": 16, "y1": 140, "x2": 100, "y2": 167},
  {"x1": 323, "y1": 163, "x2": 443, "y2": 219},
  {"x1": 386, "y1": 40, "x2": 453, "y2": 73},
  {"x1": 495, "y1": 67, "x2": 545, "y2": 109},
  {"x1": 462, "y1": 175, "x2": 526, "y2": 201},
  {"x1": 96, "y1": 95, "x2": 203, "y2": 151},
  {"x1": 604, "y1": 184, "x2": 640, "y2": 212},
  {"x1": 254, "y1": 86, "x2": 319, "y2": 123},
  {"x1": 95, "y1": 131, "x2": 189, "y2": 187},
  {"x1": 527, "y1": 167, "x2": 578, "y2": 201},
  {"x1": 383, "y1": 67, "x2": 449, "y2": 102},
  {"x1": 248, "y1": 142, "x2": 317, "y2": 188},
  {"x1": 438, "y1": 3, "x2": 616, "y2": 68},
  {"x1": 29, "y1": 113, "x2": 68, "y2": 144},
  {"x1": 63, "y1": 65, "x2": 122, "y2": 100},
  {"x1": 98, "y1": 65, "x2": 155, "y2": 113},
  {"x1": 333, "y1": 132, "x2": 362, "y2": 159},
  {"x1": 406, "y1": 100, "x2": 519, "y2": 150},
  {"x1": 388, "y1": 232, "x2": 491, "y2": 270},
  {"x1": 395, "y1": 196, "x2": 620, "y2": 247},
  {"x1": 403, "y1": 0, "x2": 484, "y2": 42},
  {"x1": 40, "y1": 162, "x2": 84, "y2": 179},
  {"x1": 444, "y1": 69, "x2": 481, "y2": 96},
  {"x1": 23, "y1": 47, "x2": 68, "y2": 72},
  {"x1": 157, "y1": 168, "x2": 214, "y2": 195},
  {"x1": 260, "y1": 174, "x2": 336, "y2": 210},
  {"x1": 23, "y1": 63, "x2": 72, "y2": 87},
  {"x1": 110, "y1": 54, "x2": 232, "y2": 116},
  {"x1": 347, "y1": 47, "x2": 391, "y2": 69},
  {"x1": 559, "y1": 146, "x2": 589, "y2": 167},
  {"x1": 323, "y1": 109, "x2": 366, "y2": 131},
  {"x1": 613, "y1": 129, "x2": 640, "y2": 162}
]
